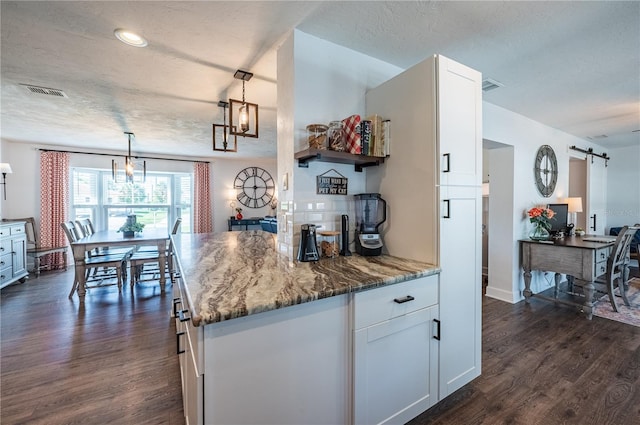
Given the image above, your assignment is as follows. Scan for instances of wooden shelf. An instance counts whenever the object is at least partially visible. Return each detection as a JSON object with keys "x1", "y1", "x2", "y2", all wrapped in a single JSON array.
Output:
[{"x1": 294, "y1": 148, "x2": 385, "y2": 172}]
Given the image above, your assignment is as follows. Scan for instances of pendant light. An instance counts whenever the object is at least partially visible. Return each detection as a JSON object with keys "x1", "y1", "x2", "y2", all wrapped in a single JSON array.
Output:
[
  {"x1": 213, "y1": 101, "x2": 237, "y2": 152},
  {"x1": 112, "y1": 132, "x2": 146, "y2": 183},
  {"x1": 229, "y1": 69, "x2": 259, "y2": 138}
]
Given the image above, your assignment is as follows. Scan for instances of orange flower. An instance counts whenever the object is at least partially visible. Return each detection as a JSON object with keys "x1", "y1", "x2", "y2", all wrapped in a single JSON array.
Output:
[{"x1": 527, "y1": 206, "x2": 555, "y2": 230}]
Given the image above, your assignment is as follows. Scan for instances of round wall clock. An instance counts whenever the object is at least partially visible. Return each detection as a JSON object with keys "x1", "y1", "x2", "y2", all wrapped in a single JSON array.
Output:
[
  {"x1": 534, "y1": 145, "x2": 558, "y2": 197},
  {"x1": 233, "y1": 166, "x2": 275, "y2": 208}
]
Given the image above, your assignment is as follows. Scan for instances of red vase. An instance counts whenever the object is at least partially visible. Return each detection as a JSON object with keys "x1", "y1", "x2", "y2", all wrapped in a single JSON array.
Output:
[{"x1": 236, "y1": 213, "x2": 243, "y2": 220}]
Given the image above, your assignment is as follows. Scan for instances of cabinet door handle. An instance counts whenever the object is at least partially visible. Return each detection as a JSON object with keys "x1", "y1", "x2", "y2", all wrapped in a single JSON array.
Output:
[
  {"x1": 442, "y1": 153, "x2": 451, "y2": 173},
  {"x1": 172, "y1": 297, "x2": 182, "y2": 317},
  {"x1": 590, "y1": 214, "x2": 597, "y2": 231},
  {"x1": 443, "y1": 199, "x2": 451, "y2": 219},
  {"x1": 433, "y1": 319, "x2": 441, "y2": 341},
  {"x1": 178, "y1": 309, "x2": 191, "y2": 323},
  {"x1": 176, "y1": 331, "x2": 185, "y2": 355},
  {"x1": 393, "y1": 295, "x2": 415, "y2": 304}
]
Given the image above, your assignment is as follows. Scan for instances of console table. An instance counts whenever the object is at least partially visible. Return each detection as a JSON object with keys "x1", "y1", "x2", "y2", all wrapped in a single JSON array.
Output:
[
  {"x1": 520, "y1": 236, "x2": 614, "y2": 319},
  {"x1": 228, "y1": 217, "x2": 263, "y2": 231}
]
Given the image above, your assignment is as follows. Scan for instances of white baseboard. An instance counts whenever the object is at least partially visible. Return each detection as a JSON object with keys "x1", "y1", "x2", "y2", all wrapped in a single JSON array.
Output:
[{"x1": 485, "y1": 285, "x2": 522, "y2": 304}]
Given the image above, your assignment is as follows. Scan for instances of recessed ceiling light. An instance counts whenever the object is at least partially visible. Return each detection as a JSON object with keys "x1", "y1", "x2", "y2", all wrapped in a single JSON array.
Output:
[{"x1": 114, "y1": 28, "x2": 148, "y2": 47}]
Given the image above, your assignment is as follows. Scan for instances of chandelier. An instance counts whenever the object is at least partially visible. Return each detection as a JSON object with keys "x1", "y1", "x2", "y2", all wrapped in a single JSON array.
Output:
[
  {"x1": 112, "y1": 132, "x2": 146, "y2": 183},
  {"x1": 212, "y1": 69, "x2": 259, "y2": 152}
]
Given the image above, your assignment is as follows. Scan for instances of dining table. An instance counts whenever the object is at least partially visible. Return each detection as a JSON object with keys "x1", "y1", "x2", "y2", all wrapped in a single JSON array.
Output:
[{"x1": 70, "y1": 228, "x2": 170, "y2": 300}]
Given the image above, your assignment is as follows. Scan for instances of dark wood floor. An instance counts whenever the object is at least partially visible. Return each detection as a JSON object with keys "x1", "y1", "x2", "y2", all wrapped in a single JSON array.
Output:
[
  {"x1": 2, "y1": 270, "x2": 640, "y2": 425},
  {"x1": 1, "y1": 269, "x2": 184, "y2": 425},
  {"x1": 410, "y1": 294, "x2": 640, "y2": 425}
]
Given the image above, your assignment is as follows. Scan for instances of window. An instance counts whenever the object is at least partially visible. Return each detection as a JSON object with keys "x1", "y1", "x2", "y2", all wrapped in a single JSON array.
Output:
[{"x1": 71, "y1": 168, "x2": 192, "y2": 233}]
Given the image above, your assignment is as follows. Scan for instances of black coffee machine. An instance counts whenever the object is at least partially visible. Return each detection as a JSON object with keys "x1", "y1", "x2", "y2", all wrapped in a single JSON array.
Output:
[
  {"x1": 354, "y1": 193, "x2": 387, "y2": 256},
  {"x1": 297, "y1": 223, "x2": 320, "y2": 262}
]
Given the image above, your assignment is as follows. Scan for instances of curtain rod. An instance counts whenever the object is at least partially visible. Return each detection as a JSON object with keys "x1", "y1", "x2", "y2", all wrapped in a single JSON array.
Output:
[{"x1": 38, "y1": 148, "x2": 210, "y2": 164}]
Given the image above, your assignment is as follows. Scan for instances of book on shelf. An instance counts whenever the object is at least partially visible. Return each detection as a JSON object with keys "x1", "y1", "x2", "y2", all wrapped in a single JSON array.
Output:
[
  {"x1": 382, "y1": 119, "x2": 391, "y2": 157},
  {"x1": 360, "y1": 119, "x2": 372, "y2": 156},
  {"x1": 364, "y1": 114, "x2": 387, "y2": 157}
]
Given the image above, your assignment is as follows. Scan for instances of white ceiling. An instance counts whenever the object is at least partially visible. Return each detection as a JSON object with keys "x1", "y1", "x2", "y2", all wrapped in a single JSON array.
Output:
[{"x1": 1, "y1": 1, "x2": 639, "y2": 159}]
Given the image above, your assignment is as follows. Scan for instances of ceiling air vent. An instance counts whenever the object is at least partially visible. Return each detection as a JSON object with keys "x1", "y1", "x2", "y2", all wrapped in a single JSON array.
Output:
[
  {"x1": 587, "y1": 134, "x2": 608, "y2": 140},
  {"x1": 21, "y1": 84, "x2": 68, "y2": 98},
  {"x1": 482, "y1": 78, "x2": 504, "y2": 92}
]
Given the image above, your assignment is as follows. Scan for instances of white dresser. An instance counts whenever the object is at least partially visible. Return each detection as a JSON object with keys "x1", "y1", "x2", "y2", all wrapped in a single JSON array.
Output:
[{"x1": 1, "y1": 221, "x2": 29, "y2": 288}]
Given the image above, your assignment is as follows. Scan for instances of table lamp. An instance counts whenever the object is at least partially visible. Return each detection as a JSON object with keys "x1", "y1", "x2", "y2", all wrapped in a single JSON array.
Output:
[{"x1": 566, "y1": 197, "x2": 583, "y2": 233}]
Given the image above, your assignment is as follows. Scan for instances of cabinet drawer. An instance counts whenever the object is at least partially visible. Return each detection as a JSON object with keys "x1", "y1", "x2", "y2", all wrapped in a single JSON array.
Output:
[
  {"x1": 0, "y1": 239, "x2": 11, "y2": 255},
  {"x1": 594, "y1": 246, "x2": 612, "y2": 278},
  {"x1": 595, "y1": 247, "x2": 611, "y2": 263},
  {"x1": 353, "y1": 275, "x2": 438, "y2": 330},
  {"x1": 10, "y1": 225, "x2": 25, "y2": 236}
]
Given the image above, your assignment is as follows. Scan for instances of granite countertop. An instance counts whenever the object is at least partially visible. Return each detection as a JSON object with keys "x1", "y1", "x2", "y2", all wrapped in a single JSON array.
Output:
[{"x1": 172, "y1": 231, "x2": 439, "y2": 326}]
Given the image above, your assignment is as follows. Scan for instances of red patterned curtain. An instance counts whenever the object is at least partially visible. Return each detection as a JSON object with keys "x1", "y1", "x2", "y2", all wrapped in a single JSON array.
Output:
[
  {"x1": 39, "y1": 151, "x2": 69, "y2": 268},
  {"x1": 193, "y1": 162, "x2": 213, "y2": 233}
]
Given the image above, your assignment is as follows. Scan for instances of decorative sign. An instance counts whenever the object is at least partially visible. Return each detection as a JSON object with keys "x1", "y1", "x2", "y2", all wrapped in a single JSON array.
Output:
[{"x1": 316, "y1": 169, "x2": 348, "y2": 195}]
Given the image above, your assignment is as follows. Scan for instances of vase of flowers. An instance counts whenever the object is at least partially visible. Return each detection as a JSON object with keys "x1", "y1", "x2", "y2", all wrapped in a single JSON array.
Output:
[
  {"x1": 527, "y1": 206, "x2": 555, "y2": 241},
  {"x1": 235, "y1": 207, "x2": 243, "y2": 220}
]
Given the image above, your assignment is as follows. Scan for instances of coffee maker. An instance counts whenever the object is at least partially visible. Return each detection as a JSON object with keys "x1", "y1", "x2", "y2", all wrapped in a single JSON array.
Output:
[
  {"x1": 297, "y1": 223, "x2": 320, "y2": 262},
  {"x1": 354, "y1": 193, "x2": 387, "y2": 256}
]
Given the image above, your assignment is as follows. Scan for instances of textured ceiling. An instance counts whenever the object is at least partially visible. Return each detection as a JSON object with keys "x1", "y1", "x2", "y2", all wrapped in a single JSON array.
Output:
[{"x1": 1, "y1": 1, "x2": 638, "y2": 159}]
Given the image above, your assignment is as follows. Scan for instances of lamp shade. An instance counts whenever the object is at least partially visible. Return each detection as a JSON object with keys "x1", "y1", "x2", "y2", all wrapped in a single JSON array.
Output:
[
  {"x1": 566, "y1": 197, "x2": 583, "y2": 213},
  {"x1": 0, "y1": 163, "x2": 12, "y2": 174},
  {"x1": 0, "y1": 162, "x2": 13, "y2": 174}
]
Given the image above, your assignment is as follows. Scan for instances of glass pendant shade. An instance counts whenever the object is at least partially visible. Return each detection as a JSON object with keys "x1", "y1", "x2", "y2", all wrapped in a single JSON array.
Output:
[
  {"x1": 239, "y1": 104, "x2": 249, "y2": 133},
  {"x1": 113, "y1": 132, "x2": 146, "y2": 182}
]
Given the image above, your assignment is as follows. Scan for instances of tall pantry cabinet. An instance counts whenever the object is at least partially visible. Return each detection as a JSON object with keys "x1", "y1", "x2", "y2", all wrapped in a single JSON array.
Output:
[{"x1": 366, "y1": 54, "x2": 482, "y2": 399}]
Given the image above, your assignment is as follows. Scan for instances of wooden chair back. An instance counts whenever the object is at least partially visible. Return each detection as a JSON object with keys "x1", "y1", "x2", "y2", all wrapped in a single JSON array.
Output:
[
  {"x1": 608, "y1": 226, "x2": 639, "y2": 278},
  {"x1": 171, "y1": 217, "x2": 182, "y2": 235},
  {"x1": 61, "y1": 221, "x2": 80, "y2": 243},
  {"x1": 75, "y1": 218, "x2": 95, "y2": 238}
]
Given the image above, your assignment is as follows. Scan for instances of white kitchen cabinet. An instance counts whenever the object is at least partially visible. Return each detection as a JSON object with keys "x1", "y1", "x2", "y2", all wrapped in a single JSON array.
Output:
[
  {"x1": 353, "y1": 276, "x2": 439, "y2": 425},
  {"x1": 366, "y1": 54, "x2": 482, "y2": 401},
  {"x1": 1, "y1": 221, "x2": 29, "y2": 289},
  {"x1": 438, "y1": 185, "x2": 482, "y2": 397},
  {"x1": 202, "y1": 294, "x2": 350, "y2": 425},
  {"x1": 437, "y1": 56, "x2": 483, "y2": 187},
  {"x1": 173, "y1": 279, "x2": 203, "y2": 425}
]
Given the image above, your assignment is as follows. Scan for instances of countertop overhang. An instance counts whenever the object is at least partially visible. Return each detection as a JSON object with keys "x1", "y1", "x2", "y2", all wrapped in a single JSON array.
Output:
[{"x1": 173, "y1": 231, "x2": 439, "y2": 326}]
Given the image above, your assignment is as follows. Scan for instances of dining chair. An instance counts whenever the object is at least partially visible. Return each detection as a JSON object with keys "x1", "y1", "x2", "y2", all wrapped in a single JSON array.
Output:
[
  {"x1": 128, "y1": 218, "x2": 182, "y2": 286},
  {"x1": 75, "y1": 218, "x2": 133, "y2": 257},
  {"x1": 61, "y1": 221, "x2": 132, "y2": 298},
  {"x1": 592, "y1": 225, "x2": 639, "y2": 312},
  {"x1": 2, "y1": 217, "x2": 68, "y2": 277}
]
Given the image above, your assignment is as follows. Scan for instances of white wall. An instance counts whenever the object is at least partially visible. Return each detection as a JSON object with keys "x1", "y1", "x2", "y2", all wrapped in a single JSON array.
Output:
[
  {"x1": 483, "y1": 102, "x2": 609, "y2": 302},
  {"x1": 277, "y1": 30, "x2": 402, "y2": 259},
  {"x1": 0, "y1": 139, "x2": 275, "y2": 233},
  {"x1": 212, "y1": 158, "x2": 277, "y2": 232},
  {"x1": 485, "y1": 145, "x2": 516, "y2": 302},
  {"x1": 606, "y1": 143, "x2": 640, "y2": 228}
]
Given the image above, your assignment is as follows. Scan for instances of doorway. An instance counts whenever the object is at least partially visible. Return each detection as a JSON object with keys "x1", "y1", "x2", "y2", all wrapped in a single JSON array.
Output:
[
  {"x1": 569, "y1": 158, "x2": 587, "y2": 230},
  {"x1": 482, "y1": 140, "x2": 514, "y2": 301}
]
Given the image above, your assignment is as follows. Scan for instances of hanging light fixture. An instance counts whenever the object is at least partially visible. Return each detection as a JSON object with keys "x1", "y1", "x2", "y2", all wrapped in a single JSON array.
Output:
[
  {"x1": 213, "y1": 101, "x2": 238, "y2": 152},
  {"x1": 229, "y1": 69, "x2": 259, "y2": 138},
  {"x1": 112, "y1": 132, "x2": 146, "y2": 183}
]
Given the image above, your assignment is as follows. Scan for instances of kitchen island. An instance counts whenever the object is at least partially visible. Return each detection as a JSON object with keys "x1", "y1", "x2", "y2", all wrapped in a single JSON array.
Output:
[{"x1": 172, "y1": 230, "x2": 440, "y2": 425}]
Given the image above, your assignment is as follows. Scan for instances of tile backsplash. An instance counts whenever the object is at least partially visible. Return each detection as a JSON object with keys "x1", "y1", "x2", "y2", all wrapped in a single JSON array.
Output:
[{"x1": 278, "y1": 197, "x2": 357, "y2": 260}]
